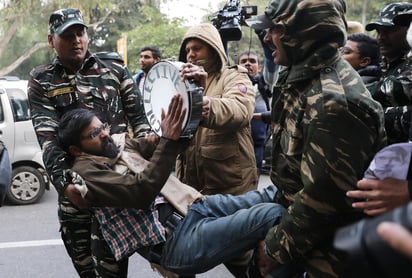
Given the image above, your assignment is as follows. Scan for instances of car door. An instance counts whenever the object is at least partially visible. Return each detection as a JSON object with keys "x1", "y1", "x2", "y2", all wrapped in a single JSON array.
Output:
[{"x1": 0, "y1": 89, "x2": 15, "y2": 159}]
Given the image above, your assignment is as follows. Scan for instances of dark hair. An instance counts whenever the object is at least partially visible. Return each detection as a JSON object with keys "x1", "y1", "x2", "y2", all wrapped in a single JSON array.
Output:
[
  {"x1": 57, "y1": 108, "x2": 96, "y2": 152},
  {"x1": 140, "y1": 45, "x2": 162, "y2": 59},
  {"x1": 347, "y1": 33, "x2": 380, "y2": 66},
  {"x1": 237, "y1": 50, "x2": 259, "y2": 64}
]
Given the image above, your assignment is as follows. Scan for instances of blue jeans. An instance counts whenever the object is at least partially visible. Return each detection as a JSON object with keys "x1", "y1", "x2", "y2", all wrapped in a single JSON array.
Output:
[{"x1": 160, "y1": 185, "x2": 285, "y2": 275}]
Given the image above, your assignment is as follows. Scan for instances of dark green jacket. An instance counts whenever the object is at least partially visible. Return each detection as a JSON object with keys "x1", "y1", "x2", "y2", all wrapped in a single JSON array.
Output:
[{"x1": 262, "y1": 0, "x2": 387, "y2": 277}]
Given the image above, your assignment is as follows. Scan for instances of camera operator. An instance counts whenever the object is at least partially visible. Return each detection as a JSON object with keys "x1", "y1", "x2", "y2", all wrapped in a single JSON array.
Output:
[{"x1": 211, "y1": 0, "x2": 258, "y2": 54}]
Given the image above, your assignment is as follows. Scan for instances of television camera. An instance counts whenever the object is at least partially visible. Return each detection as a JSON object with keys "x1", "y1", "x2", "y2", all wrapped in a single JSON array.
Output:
[{"x1": 211, "y1": 0, "x2": 257, "y2": 41}]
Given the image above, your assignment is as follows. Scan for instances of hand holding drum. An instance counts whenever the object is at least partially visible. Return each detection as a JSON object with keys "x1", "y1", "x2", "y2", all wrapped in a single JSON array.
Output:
[{"x1": 180, "y1": 62, "x2": 208, "y2": 90}]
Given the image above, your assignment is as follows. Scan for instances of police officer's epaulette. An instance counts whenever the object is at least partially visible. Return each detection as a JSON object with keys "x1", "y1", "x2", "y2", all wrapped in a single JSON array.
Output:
[{"x1": 94, "y1": 52, "x2": 124, "y2": 63}]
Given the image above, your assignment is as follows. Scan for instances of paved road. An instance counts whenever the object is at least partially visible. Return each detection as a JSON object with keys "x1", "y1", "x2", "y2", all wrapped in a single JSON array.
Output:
[{"x1": 0, "y1": 175, "x2": 272, "y2": 278}]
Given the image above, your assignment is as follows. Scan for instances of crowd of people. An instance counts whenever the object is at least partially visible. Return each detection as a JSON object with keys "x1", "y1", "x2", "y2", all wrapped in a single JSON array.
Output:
[{"x1": 25, "y1": 1, "x2": 412, "y2": 278}]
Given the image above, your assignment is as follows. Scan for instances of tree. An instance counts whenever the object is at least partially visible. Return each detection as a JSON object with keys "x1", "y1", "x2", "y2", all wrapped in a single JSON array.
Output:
[
  {"x1": 0, "y1": 0, "x2": 158, "y2": 79},
  {"x1": 0, "y1": 0, "x2": 396, "y2": 79},
  {"x1": 125, "y1": 5, "x2": 188, "y2": 72}
]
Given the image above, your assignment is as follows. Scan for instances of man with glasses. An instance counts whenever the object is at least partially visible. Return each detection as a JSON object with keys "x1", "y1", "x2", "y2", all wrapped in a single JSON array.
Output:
[
  {"x1": 28, "y1": 8, "x2": 151, "y2": 277},
  {"x1": 57, "y1": 104, "x2": 287, "y2": 277},
  {"x1": 365, "y1": 2, "x2": 412, "y2": 144}
]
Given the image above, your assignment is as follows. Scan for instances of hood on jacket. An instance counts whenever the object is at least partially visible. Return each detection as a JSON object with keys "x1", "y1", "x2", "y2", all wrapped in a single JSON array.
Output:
[
  {"x1": 178, "y1": 23, "x2": 227, "y2": 73},
  {"x1": 248, "y1": 0, "x2": 347, "y2": 76}
]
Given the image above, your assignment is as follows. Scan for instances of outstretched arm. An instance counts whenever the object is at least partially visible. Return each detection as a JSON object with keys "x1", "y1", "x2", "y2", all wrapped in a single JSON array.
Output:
[{"x1": 71, "y1": 94, "x2": 188, "y2": 209}]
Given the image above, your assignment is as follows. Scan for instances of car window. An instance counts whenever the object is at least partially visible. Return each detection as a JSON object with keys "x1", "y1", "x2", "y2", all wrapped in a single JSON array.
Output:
[{"x1": 6, "y1": 88, "x2": 30, "y2": 122}]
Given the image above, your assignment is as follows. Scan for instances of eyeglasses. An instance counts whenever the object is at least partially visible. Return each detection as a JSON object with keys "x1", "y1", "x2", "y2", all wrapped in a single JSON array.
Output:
[{"x1": 81, "y1": 123, "x2": 110, "y2": 140}]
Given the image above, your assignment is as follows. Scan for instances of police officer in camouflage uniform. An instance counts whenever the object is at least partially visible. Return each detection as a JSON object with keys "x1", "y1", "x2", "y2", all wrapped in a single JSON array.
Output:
[
  {"x1": 394, "y1": 4, "x2": 412, "y2": 112},
  {"x1": 28, "y1": 8, "x2": 150, "y2": 278},
  {"x1": 247, "y1": 0, "x2": 386, "y2": 277},
  {"x1": 345, "y1": 6, "x2": 412, "y2": 222},
  {"x1": 365, "y1": 2, "x2": 412, "y2": 145}
]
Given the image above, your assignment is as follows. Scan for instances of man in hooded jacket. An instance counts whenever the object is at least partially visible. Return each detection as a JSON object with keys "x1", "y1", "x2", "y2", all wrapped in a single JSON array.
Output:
[
  {"x1": 175, "y1": 22, "x2": 259, "y2": 277},
  {"x1": 175, "y1": 23, "x2": 258, "y2": 197},
  {"x1": 247, "y1": 0, "x2": 386, "y2": 277}
]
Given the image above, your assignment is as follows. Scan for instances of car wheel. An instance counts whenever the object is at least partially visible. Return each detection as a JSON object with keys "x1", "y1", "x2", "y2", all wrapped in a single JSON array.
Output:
[{"x1": 6, "y1": 166, "x2": 46, "y2": 205}]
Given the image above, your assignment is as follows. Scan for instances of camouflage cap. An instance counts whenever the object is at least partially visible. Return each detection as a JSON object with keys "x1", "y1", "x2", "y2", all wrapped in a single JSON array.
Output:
[
  {"x1": 245, "y1": 9, "x2": 274, "y2": 30},
  {"x1": 49, "y1": 8, "x2": 87, "y2": 35},
  {"x1": 393, "y1": 9, "x2": 412, "y2": 26},
  {"x1": 365, "y1": 2, "x2": 412, "y2": 31},
  {"x1": 245, "y1": 0, "x2": 346, "y2": 30},
  {"x1": 245, "y1": 0, "x2": 297, "y2": 30}
]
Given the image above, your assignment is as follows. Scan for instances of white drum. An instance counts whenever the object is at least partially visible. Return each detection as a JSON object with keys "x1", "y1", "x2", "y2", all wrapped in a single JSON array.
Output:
[{"x1": 143, "y1": 61, "x2": 203, "y2": 138}]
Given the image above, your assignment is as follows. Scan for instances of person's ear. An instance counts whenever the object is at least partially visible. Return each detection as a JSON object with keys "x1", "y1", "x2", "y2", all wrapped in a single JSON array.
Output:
[
  {"x1": 359, "y1": 57, "x2": 371, "y2": 68},
  {"x1": 68, "y1": 145, "x2": 82, "y2": 157},
  {"x1": 48, "y1": 34, "x2": 55, "y2": 48}
]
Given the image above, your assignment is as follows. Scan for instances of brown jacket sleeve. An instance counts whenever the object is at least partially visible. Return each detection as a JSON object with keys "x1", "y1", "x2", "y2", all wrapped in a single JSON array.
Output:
[{"x1": 72, "y1": 138, "x2": 180, "y2": 209}]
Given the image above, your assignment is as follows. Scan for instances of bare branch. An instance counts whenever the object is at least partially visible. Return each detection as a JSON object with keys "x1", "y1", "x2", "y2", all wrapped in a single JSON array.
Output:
[
  {"x1": 0, "y1": 18, "x2": 21, "y2": 58},
  {"x1": 88, "y1": 11, "x2": 112, "y2": 31},
  {"x1": 0, "y1": 42, "x2": 49, "y2": 76}
]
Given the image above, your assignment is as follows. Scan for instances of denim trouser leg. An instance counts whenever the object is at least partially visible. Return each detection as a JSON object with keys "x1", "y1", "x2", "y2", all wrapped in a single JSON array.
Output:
[{"x1": 160, "y1": 185, "x2": 285, "y2": 275}]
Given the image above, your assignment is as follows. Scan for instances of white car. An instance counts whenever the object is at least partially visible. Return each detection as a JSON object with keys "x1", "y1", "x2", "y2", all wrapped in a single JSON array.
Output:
[{"x1": 0, "y1": 76, "x2": 49, "y2": 205}]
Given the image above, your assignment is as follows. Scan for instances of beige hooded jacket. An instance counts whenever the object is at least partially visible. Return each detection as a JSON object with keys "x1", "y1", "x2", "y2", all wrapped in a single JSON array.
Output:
[{"x1": 176, "y1": 23, "x2": 258, "y2": 195}]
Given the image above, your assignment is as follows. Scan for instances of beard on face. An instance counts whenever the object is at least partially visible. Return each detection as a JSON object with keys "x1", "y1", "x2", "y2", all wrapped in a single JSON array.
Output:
[
  {"x1": 142, "y1": 63, "x2": 155, "y2": 74},
  {"x1": 102, "y1": 136, "x2": 120, "y2": 158},
  {"x1": 82, "y1": 136, "x2": 120, "y2": 158}
]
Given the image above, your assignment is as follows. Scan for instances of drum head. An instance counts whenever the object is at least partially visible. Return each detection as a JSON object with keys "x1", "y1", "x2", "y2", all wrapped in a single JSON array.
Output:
[{"x1": 143, "y1": 61, "x2": 190, "y2": 137}]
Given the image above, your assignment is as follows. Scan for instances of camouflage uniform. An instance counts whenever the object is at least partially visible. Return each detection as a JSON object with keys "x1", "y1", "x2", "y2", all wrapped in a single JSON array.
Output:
[
  {"x1": 28, "y1": 51, "x2": 150, "y2": 278},
  {"x1": 248, "y1": 0, "x2": 386, "y2": 277},
  {"x1": 367, "y1": 55, "x2": 412, "y2": 145},
  {"x1": 365, "y1": 2, "x2": 412, "y2": 145},
  {"x1": 394, "y1": 8, "x2": 412, "y2": 141}
]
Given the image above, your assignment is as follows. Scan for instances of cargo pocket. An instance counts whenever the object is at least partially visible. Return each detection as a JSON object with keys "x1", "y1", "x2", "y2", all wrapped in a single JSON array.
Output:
[{"x1": 200, "y1": 143, "x2": 242, "y2": 191}]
